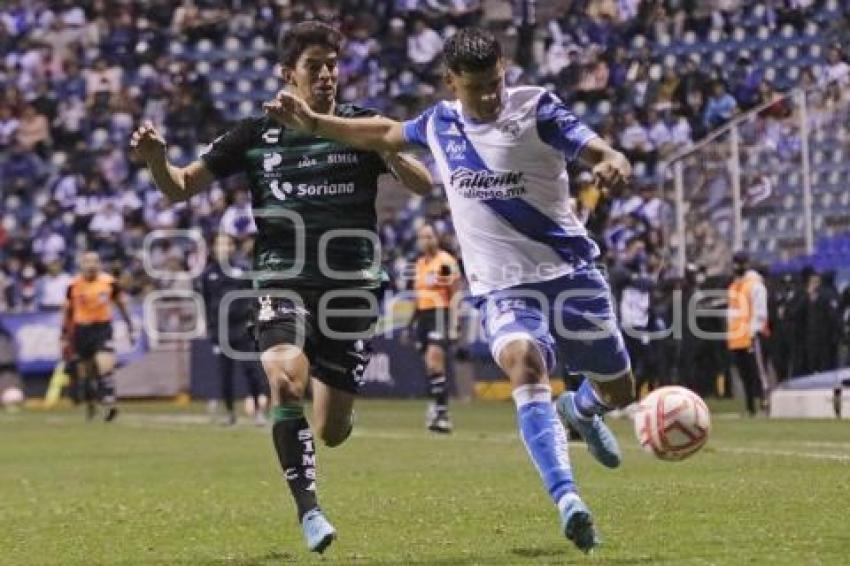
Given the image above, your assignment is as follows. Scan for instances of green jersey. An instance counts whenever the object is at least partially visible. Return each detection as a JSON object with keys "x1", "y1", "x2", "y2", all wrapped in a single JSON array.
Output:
[{"x1": 200, "y1": 105, "x2": 388, "y2": 290}]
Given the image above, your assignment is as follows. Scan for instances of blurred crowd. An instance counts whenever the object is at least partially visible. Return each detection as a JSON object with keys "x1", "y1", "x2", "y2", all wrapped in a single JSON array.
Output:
[{"x1": 1, "y1": 1, "x2": 849, "y2": 388}]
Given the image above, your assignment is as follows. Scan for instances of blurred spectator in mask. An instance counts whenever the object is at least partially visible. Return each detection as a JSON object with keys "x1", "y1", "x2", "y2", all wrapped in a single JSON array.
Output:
[
  {"x1": 803, "y1": 271, "x2": 841, "y2": 374},
  {"x1": 31, "y1": 223, "x2": 67, "y2": 267},
  {"x1": 220, "y1": 189, "x2": 257, "y2": 241},
  {"x1": 0, "y1": 104, "x2": 19, "y2": 149},
  {"x1": 703, "y1": 80, "x2": 738, "y2": 131},
  {"x1": 88, "y1": 200, "x2": 125, "y2": 260},
  {"x1": 769, "y1": 273, "x2": 798, "y2": 381},
  {"x1": 610, "y1": 237, "x2": 656, "y2": 399},
  {"x1": 14, "y1": 264, "x2": 39, "y2": 313},
  {"x1": 37, "y1": 258, "x2": 72, "y2": 310},
  {"x1": 727, "y1": 251, "x2": 768, "y2": 415},
  {"x1": 407, "y1": 17, "x2": 443, "y2": 80}
]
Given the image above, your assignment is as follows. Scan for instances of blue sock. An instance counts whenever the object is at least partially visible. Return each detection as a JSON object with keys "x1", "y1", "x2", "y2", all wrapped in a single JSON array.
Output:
[
  {"x1": 573, "y1": 378, "x2": 610, "y2": 419},
  {"x1": 513, "y1": 384, "x2": 575, "y2": 505}
]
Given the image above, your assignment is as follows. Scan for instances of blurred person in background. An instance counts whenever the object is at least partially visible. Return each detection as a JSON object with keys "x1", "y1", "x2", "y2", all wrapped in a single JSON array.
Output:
[
  {"x1": 198, "y1": 233, "x2": 267, "y2": 427},
  {"x1": 62, "y1": 251, "x2": 134, "y2": 422},
  {"x1": 803, "y1": 271, "x2": 841, "y2": 374},
  {"x1": 38, "y1": 258, "x2": 72, "y2": 311},
  {"x1": 408, "y1": 223, "x2": 462, "y2": 433},
  {"x1": 727, "y1": 251, "x2": 768, "y2": 415}
]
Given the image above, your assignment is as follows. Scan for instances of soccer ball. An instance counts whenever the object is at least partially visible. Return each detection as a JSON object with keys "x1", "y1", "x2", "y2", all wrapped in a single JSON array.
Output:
[
  {"x1": 633, "y1": 386, "x2": 710, "y2": 461},
  {"x1": 1, "y1": 386, "x2": 25, "y2": 411}
]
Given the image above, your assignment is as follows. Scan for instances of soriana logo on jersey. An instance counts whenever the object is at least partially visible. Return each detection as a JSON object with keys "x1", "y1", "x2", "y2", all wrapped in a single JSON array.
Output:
[{"x1": 270, "y1": 180, "x2": 356, "y2": 201}]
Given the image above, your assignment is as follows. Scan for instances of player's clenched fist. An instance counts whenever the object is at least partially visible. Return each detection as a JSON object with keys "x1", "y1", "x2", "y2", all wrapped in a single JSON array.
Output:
[
  {"x1": 129, "y1": 120, "x2": 166, "y2": 162},
  {"x1": 592, "y1": 151, "x2": 632, "y2": 189},
  {"x1": 263, "y1": 90, "x2": 318, "y2": 134}
]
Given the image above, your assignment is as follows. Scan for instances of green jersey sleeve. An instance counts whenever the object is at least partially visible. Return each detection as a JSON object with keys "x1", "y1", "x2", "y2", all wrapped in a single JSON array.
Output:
[{"x1": 200, "y1": 118, "x2": 261, "y2": 179}]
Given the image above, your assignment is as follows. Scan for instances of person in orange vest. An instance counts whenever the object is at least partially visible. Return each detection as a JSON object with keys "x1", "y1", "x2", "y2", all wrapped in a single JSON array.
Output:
[
  {"x1": 410, "y1": 224, "x2": 462, "y2": 433},
  {"x1": 61, "y1": 251, "x2": 134, "y2": 421},
  {"x1": 727, "y1": 251, "x2": 769, "y2": 415}
]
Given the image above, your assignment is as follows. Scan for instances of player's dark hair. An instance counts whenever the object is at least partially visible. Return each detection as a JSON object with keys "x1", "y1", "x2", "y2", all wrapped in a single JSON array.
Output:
[
  {"x1": 278, "y1": 21, "x2": 343, "y2": 68},
  {"x1": 443, "y1": 27, "x2": 501, "y2": 74}
]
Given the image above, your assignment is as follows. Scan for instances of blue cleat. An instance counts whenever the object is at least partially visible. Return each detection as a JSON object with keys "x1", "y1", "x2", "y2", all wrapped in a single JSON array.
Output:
[
  {"x1": 301, "y1": 508, "x2": 336, "y2": 553},
  {"x1": 556, "y1": 392, "x2": 622, "y2": 468},
  {"x1": 558, "y1": 492, "x2": 600, "y2": 554}
]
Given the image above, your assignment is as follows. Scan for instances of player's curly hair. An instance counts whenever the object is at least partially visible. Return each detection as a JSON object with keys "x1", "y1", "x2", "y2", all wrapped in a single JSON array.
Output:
[
  {"x1": 443, "y1": 27, "x2": 502, "y2": 74},
  {"x1": 278, "y1": 21, "x2": 343, "y2": 68}
]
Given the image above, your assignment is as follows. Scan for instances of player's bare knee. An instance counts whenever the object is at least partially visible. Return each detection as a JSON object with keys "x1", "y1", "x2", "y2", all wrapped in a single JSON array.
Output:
[
  {"x1": 261, "y1": 346, "x2": 308, "y2": 400},
  {"x1": 499, "y1": 340, "x2": 546, "y2": 385}
]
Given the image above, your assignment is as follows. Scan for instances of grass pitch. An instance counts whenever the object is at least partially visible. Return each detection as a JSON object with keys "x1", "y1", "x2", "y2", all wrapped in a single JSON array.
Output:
[{"x1": 2, "y1": 400, "x2": 849, "y2": 565}]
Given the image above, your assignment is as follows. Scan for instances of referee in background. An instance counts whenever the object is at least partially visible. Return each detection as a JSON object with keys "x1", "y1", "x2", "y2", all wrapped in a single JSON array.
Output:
[
  {"x1": 410, "y1": 224, "x2": 461, "y2": 433},
  {"x1": 199, "y1": 234, "x2": 267, "y2": 426}
]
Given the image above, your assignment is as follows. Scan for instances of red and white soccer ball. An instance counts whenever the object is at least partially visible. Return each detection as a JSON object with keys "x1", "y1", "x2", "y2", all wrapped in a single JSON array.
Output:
[{"x1": 633, "y1": 386, "x2": 710, "y2": 461}]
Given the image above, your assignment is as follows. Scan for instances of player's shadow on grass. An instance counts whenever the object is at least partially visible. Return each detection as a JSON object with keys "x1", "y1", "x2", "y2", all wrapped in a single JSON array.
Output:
[
  {"x1": 512, "y1": 547, "x2": 659, "y2": 564},
  {"x1": 510, "y1": 546, "x2": 565, "y2": 559}
]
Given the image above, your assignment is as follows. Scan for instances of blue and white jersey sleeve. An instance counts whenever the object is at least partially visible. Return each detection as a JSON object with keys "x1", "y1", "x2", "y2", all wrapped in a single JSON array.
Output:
[
  {"x1": 401, "y1": 105, "x2": 436, "y2": 149},
  {"x1": 535, "y1": 92, "x2": 598, "y2": 162}
]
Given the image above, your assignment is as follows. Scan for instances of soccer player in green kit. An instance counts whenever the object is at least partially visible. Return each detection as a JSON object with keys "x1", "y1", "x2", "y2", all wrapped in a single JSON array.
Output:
[{"x1": 130, "y1": 22, "x2": 432, "y2": 554}]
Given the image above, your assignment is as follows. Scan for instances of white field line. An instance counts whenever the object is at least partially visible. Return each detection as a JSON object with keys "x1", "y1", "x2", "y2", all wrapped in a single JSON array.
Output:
[{"x1": 35, "y1": 413, "x2": 850, "y2": 463}]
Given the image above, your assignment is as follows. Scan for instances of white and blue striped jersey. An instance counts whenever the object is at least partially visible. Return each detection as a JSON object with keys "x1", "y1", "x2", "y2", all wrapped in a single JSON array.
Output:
[{"x1": 402, "y1": 86, "x2": 601, "y2": 296}]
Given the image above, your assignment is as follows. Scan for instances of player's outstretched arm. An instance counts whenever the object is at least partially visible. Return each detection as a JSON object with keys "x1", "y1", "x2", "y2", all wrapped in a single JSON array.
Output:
[
  {"x1": 129, "y1": 121, "x2": 216, "y2": 203},
  {"x1": 263, "y1": 92, "x2": 407, "y2": 153},
  {"x1": 577, "y1": 137, "x2": 632, "y2": 189},
  {"x1": 382, "y1": 152, "x2": 433, "y2": 196}
]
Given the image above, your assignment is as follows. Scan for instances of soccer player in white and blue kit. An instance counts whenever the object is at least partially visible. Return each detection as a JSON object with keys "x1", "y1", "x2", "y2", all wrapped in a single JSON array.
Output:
[{"x1": 264, "y1": 28, "x2": 636, "y2": 554}]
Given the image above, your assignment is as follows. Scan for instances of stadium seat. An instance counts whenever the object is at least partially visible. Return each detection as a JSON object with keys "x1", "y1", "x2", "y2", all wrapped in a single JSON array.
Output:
[
  {"x1": 224, "y1": 36, "x2": 242, "y2": 52},
  {"x1": 683, "y1": 31, "x2": 697, "y2": 45},
  {"x1": 197, "y1": 39, "x2": 214, "y2": 54},
  {"x1": 756, "y1": 26, "x2": 770, "y2": 42},
  {"x1": 708, "y1": 29, "x2": 723, "y2": 44},
  {"x1": 785, "y1": 66, "x2": 800, "y2": 82},
  {"x1": 712, "y1": 51, "x2": 726, "y2": 66},
  {"x1": 224, "y1": 58, "x2": 240, "y2": 73},
  {"x1": 632, "y1": 35, "x2": 646, "y2": 50},
  {"x1": 764, "y1": 67, "x2": 776, "y2": 82},
  {"x1": 264, "y1": 77, "x2": 279, "y2": 93},
  {"x1": 253, "y1": 57, "x2": 270, "y2": 72},
  {"x1": 251, "y1": 36, "x2": 268, "y2": 51},
  {"x1": 731, "y1": 26, "x2": 747, "y2": 45},
  {"x1": 237, "y1": 79, "x2": 251, "y2": 94},
  {"x1": 761, "y1": 47, "x2": 774, "y2": 62},
  {"x1": 238, "y1": 100, "x2": 254, "y2": 117},
  {"x1": 169, "y1": 41, "x2": 184, "y2": 56},
  {"x1": 572, "y1": 101, "x2": 587, "y2": 117},
  {"x1": 784, "y1": 45, "x2": 799, "y2": 60}
]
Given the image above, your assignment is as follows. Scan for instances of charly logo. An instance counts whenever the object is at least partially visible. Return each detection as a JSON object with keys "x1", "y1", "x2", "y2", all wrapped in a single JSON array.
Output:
[
  {"x1": 449, "y1": 167, "x2": 526, "y2": 199},
  {"x1": 445, "y1": 139, "x2": 467, "y2": 161},
  {"x1": 262, "y1": 129, "x2": 281, "y2": 144},
  {"x1": 263, "y1": 152, "x2": 283, "y2": 172}
]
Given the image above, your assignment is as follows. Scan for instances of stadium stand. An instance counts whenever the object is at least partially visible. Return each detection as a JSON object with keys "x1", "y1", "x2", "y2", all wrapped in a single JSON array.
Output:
[{"x1": 1, "y1": 0, "x2": 849, "y2": 392}]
